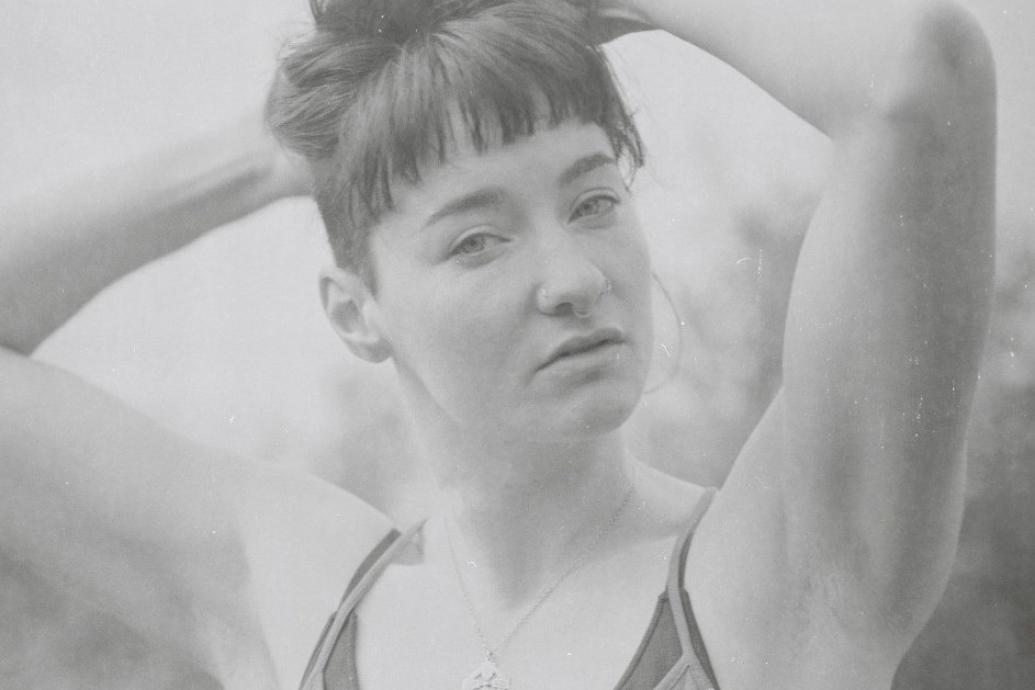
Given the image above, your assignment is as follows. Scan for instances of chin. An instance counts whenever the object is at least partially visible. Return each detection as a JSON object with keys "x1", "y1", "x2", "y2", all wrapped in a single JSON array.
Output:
[{"x1": 548, "y1": 378, "x2": 643, "y2": 438}]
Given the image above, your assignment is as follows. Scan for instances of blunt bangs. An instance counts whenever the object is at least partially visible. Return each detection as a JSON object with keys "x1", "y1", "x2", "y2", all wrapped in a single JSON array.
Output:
[{"x1": 271, "y1": 1, "x2": 644, "y2": 272}]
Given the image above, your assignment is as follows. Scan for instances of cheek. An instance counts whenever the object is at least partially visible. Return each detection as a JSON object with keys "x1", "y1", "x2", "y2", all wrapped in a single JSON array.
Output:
[
  {"x1": 610, "y1": 219, "x2": 655, "y2": 374},
  {"x1": 381, "y1": 267, "x2": 525, "y2": 404},
  {"x1": 611, "y1": 218, "x2": 653, "y2": 312}
]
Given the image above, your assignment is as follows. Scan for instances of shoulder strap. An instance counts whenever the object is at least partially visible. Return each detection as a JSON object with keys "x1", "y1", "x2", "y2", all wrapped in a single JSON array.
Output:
[
  {"x1": 665, "y1": 488, "x2": 717, "y2": 652},
  {"x1": 298, "y1": 520, "x2": 425, "y2": 690}
]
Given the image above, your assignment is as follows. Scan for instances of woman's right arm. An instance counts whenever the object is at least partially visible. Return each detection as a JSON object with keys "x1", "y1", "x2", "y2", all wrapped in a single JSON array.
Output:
[{"x1": 0, "y1": 120, "x2": 391, "y2": 688}]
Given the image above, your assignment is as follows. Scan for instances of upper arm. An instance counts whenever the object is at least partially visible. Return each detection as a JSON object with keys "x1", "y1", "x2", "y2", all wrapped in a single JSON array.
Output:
[
  {"x1": 689, "y1": 4, "x2": 996, "y2": 684},
  {"x1": 0, "y1": 348, "x2": 392, "y2": 687},
  {"x1": 777, "y1": 1, "x2": 995, "y2": 618}
]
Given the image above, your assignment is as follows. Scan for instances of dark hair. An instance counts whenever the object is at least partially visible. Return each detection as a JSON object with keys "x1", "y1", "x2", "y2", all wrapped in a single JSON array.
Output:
[{"x1": 266, "y1": 0, "x2": 644, "y2": 277}]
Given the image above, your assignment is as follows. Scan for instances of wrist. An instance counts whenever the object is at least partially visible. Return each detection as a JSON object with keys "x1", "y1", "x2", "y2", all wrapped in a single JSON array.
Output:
[
  {"x1": 227, "y1": 115, "x2": 311, "y2": 205},
  {"x1": 264, "y1": 143, "x2": 314, "y2": 201}
]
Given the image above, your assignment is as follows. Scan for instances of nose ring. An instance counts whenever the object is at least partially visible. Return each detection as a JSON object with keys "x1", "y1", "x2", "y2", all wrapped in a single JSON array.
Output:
[
  {"x1": 572, "y1": 279, "x2": 611, "y2": 319},
  {"x1": 538, "y1": 278, "x2": 612, "y2": 318}
]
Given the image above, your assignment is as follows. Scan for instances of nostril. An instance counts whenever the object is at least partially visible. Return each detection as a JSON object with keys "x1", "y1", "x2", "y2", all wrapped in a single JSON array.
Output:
[
  {"x1": 536, "y1": 275, "x2": 610, "y2": 318},
  {"x1": 572, "y1": 303, "x2": 593, "y2": 319}
]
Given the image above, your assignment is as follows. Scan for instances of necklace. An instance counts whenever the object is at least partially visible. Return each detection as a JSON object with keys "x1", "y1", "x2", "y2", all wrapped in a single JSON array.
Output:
[{"x1": 445, "y1": 486, "x2": 634, "y2": 690}]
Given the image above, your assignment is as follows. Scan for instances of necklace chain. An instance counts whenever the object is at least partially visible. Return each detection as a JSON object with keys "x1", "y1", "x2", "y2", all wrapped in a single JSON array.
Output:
[{"x1": 444, "y1": 486, "x2": 634, "y2": 662}]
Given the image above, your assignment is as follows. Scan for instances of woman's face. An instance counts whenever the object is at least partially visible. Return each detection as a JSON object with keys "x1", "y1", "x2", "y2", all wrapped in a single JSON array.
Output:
[{"x1": 366, "y1": 120, "x2": 653, "y2": 441}]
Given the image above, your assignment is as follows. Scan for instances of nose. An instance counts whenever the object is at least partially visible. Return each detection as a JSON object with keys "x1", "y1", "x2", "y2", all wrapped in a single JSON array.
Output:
[{"x1": 533, "y1": 229, "x2": 611, "y2": 319}]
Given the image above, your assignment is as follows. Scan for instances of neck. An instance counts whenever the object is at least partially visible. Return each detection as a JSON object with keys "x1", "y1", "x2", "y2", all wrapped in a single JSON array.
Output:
[{"x1": 418, "y1": 420, "x2": 635, "y2": 608}]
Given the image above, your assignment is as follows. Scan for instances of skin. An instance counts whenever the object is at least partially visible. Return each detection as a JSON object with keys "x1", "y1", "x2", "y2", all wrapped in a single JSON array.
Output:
[
  {"x1": 621, "y1": 2, "x2": 996, "y2": 687},
  {"x1": 0, "y1": 1, "x2": 996, "y2": 689},
  {"x1": 327, "y1": 124, "x2": 652, "y2": 446},
  {"x1": 319, "y1": 123, "x2": 700, "y2": 690}
]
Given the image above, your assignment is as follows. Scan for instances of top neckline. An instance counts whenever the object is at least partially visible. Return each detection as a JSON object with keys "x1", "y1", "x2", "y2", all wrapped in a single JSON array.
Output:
[{"x1": 300, "y1": 488, "x2": 719, "y2": 690}]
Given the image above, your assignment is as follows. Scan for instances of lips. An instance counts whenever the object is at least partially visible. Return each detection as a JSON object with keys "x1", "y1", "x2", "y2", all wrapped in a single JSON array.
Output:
[{"x1": 541, "y1": 327, "x2": 625, "y2": 370}]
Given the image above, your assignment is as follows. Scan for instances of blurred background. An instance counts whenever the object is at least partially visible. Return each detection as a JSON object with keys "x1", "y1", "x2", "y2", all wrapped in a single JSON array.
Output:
[{"x1": 1, "y1": 1, "x2": 1032, "y2": 687}]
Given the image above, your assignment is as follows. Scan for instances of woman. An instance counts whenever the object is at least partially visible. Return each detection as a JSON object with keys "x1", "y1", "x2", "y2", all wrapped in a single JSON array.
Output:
[{"x1": 0, "y1": 0, "x2": 996, "y2": 688}]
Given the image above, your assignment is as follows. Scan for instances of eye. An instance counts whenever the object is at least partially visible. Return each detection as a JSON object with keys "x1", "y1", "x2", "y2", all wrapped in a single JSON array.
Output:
[
  {"x1": 571, "y1": 194, "x2": 618, "y2": 222},
  {"x1": 451, "y1": 232, "x2": 503, "y2": 258}
]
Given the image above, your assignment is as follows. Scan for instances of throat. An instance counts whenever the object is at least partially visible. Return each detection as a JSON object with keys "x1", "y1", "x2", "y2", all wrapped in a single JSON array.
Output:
[{"x1": 429, "y1": 440, "x2": 634, "y2": 606}]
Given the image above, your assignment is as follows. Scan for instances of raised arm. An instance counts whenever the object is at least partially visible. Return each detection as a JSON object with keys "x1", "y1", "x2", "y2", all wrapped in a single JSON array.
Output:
[
  {"x1": 618, "y1": 0, "x2": 991, "y2": 136},
  {"x1": 0, "y1": 117, "x2": 308, "y2": 353},
  {"x1": 618, "y1": 1, "x2": 996, "y2": 687},
  {"x1": 0, "y1": 119, "x2": 390, "y2": 688}
]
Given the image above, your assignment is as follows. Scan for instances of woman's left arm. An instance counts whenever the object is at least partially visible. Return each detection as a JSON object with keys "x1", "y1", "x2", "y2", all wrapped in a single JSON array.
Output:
[{"x1": 624, "y1": 0, "x2": 996, "y2": 685}]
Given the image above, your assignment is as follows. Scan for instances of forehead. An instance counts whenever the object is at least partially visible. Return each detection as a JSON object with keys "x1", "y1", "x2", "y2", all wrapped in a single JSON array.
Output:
[{"x1": 388, "y1": 120, "x2": 617, "y2": 217}]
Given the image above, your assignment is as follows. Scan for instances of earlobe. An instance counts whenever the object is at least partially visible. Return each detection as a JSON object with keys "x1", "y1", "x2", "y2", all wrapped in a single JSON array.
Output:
[{"x1": 318, "y1": 266, "x2": 391, "y2": 363}]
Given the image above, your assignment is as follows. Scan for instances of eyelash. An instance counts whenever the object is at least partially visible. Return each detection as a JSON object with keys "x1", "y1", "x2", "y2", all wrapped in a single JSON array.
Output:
[
  {"x1": 452, "y1": 233, "x2": 499, "y2": 257},
  {"x1": 448, "y1": 192, "x2": 621, "y2": 261},
  {"x1": 570, "y1": 193, "x2": 619, "y2": 222}
]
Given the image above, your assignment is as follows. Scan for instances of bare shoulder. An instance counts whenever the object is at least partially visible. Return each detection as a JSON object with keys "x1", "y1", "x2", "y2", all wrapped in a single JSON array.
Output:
[
  {"x1": 630, "y1": 461, "x2": 711, "y2": 534},
  {"x1": 235, "y1": 462, "x2": 394, "y2": 687},
  {"x1": 0, "y1": 350, "x2": 390, "y2": 687}
]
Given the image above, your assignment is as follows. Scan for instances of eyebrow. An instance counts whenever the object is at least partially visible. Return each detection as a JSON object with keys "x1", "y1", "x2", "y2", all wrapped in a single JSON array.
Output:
[
  {"x1": 557, "y1": 152, "x2": 618, "y2": 188},
  {"x1": 423, "y1": 187, "x2": 506, "y2": 228},
  {"x1": 421, "y1": 152, "x2": 618, "y2": 228}
]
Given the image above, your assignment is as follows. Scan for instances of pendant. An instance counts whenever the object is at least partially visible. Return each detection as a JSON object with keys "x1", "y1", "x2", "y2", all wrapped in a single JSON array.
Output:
[{"x1": 461, "y1": 658, "x2": 511, "y2": 690}]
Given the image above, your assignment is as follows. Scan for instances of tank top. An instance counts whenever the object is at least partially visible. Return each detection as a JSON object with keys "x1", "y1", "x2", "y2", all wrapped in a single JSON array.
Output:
[{"x1": 299, "y1": 489, "x2": 720, "y2": 690}]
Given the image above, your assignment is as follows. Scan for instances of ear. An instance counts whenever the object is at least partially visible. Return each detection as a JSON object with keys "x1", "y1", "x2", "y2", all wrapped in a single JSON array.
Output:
[{"x1": 318, "y1": 266, "x2": 392, "y2": 363}]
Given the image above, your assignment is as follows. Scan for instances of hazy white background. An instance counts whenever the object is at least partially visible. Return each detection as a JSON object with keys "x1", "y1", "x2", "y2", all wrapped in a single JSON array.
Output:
[{"x1": 2, "y1": 1, "x2": 1033, "y2": 687}]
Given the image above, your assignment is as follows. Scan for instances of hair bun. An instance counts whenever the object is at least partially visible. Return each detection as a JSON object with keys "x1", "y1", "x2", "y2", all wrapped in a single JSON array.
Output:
[
  {"x1": 377, "y1": 0, "x2": 438, "y2": 39},
  {"x1": 314, "y1": 0, "x2": 444, "y2": 43}
]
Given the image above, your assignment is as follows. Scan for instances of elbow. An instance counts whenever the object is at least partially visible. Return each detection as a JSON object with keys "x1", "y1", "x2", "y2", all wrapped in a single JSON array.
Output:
[{"x1": 875, "y1": 1, "x2": 996, "y2": 134}]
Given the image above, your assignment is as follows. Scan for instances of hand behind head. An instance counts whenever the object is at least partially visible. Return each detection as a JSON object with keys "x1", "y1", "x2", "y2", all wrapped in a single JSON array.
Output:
[
  {"x1": 569, "y1": 1, "x2": 654, "y2": 43},
  {"x1": 310, "y1": 0, "x2": 652, "y2": 45}
]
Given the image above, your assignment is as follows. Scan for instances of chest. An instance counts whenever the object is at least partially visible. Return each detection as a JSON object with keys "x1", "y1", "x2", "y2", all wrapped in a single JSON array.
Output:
[{"x1": 350, "y1": 544, "x2": 674, "y2": 690}]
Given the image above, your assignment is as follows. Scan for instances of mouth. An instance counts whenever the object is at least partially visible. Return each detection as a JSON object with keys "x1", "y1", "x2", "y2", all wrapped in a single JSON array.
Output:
[{"x1": 541, "y1": 328, "x2": 625, "y2": 370}]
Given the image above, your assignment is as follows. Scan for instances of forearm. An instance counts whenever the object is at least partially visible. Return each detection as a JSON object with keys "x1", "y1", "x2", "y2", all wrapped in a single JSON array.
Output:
[
  {"x1": 0, "y1": 119, "x2": 295, "y2": 354},
  {"x1": 627, "y1": 0, "x2": 985, "y2": 135}
]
